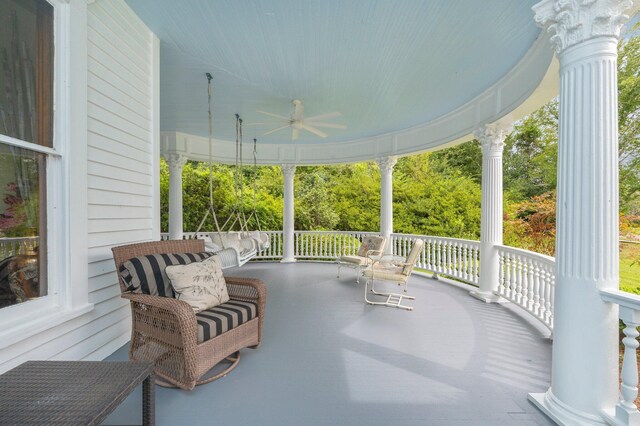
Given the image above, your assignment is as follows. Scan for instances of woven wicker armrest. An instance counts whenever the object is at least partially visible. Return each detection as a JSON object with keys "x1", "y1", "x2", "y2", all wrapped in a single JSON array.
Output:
[
  {"x1": 224, "y1": 276, "x2": 266, "y2": 345},
  {"x1": 224, "y1": 277, "x2": 266, "y2": 302},
  {"x1": 121, "y1": 293, "x2": 198, "y2": 348}
]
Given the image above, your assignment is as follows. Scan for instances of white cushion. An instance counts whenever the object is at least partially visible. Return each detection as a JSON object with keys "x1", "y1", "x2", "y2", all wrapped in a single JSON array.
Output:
[
  {"x1": 211, "y1": 232, "x2": 241, "y2": 251},
  {"x1": 204, "y1": 241, "x2": 222, "y2": 252},
  {"x1": 165, "y1": 256, "x2": 230, "y2": 313}
]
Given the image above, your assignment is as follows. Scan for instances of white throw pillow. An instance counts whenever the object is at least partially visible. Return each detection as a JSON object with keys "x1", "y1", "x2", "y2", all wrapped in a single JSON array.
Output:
[{"x1": 165, "y1": 256, "x2": 230, "y2": 312}]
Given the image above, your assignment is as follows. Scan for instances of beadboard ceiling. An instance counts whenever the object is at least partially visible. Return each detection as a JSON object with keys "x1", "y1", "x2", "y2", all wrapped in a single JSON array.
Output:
[{"x1": 126, "y1": 0, "x2": 542, "y2": 146}]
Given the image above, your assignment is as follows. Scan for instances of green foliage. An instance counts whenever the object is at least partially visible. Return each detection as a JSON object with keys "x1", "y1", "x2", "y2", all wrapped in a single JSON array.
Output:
[
  {"x1": 160, "y1": 160, "x2": 283, "y2": 233},
  {"x1": 329, "y1": 162, "x2": 380, "y2": 231},
  {"x1": 619, "y1": 23, "x2": 640, "y2": 214},
  {"x1": 503, "y1": 191, "x2": 557, "y2": 256},
  {"x1": 430, "y1": 140, "x2": 482, "y2": 185},
  {"x1": 394, "y1": 154, "x2": 481, "y2": 239},
  {"x1": 503, "y1": 101, "x2": 558, "y2": 202},
  {"x1": 160, "y1": 153, "x2": 481, "y2": 239},
  {"x1": 294, "y1": 167, "x2": 340, "y2": 230}
]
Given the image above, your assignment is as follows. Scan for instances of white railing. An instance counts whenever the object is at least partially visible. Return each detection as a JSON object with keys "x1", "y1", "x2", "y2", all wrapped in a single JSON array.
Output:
[
  {"x1": 161, "y1": 230, "x2": 557, "y2": 330},
  {"x1": 391, "y1": 233, "x2": 481, "y2": 285},
  {"x1": 254, "y1": 231, "x2": 283, "y2": 259},
  {"x1": 600, "y1": 289, "x2": 640, "y2": 424},
  {"x1": 294, "y1": 231, "x2": 378, "y2": 260},
  {"x1": 0, "y1": 236, "x2": 39, "y2": 259},
  {"x1": 496, "y1": 245, "x2": 555, "y2": 330}
]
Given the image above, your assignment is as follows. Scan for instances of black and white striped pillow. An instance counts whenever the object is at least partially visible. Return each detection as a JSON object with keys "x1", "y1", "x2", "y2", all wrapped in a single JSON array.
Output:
[{"x1": 119, "y1": 252, "x2": 215, "y2": 297}]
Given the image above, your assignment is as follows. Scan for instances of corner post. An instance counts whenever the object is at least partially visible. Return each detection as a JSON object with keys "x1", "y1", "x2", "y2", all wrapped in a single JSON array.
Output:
[
  {"x1": 281, "y1": 164, "x2": 297, "y2": 263},
  {"x1": 376, "y1": 156, "x2": 397, "y2": 254},
  {"x1": 471, "y1": 122, "x2": 510, "y2": 303},
  {"x1": 529, "y1": 0, "x2": 633, "y2": 423},
  {"x1": 164, "y1": 154, "x2": 187, "y2": 240}
]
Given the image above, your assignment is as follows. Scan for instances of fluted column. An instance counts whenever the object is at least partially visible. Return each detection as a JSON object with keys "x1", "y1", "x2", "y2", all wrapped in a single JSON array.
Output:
[
  {"x1": 164, "y1": 154, "x2": 187, "y2": 240},
  {"x1": 471, "y1": 123, "x2": 510, "y2": 303},
  {"x1": 530, "y1": 1, "x2": 633, "y2": 424},
  {"x1": 377, "y1": 156, "x2": 397, "y2": 254},
  {"x1": 281, "y1": 164, "x2": 296, "y2": 263}
]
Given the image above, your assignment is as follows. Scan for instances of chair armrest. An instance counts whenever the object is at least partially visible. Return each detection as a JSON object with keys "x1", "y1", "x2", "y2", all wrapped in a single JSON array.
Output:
[
  {"x1": 121, "y1": 293, "x2": 199, "y2": 381},
  {"x1": 121, "y1": 293, "x2": 198, "y2": 340},
  {"x1": 224, "y1": 276, "x2": 267, "y2": 345},
  {"x1": 368, "y1": 253, "x2": 397, "y2": 267},
  {"x1": 224, "y1": 276, "x2": 266, "y2": 305}
]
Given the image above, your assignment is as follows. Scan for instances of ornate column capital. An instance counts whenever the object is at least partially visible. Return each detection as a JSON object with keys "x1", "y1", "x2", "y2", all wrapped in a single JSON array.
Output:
[
  {"x1": 376, "y1": 156, "x2": 398, "y2": 173},
  {"x1": 475, "y1": 122, "x2": 512, "y2": 155},
  {"x1": 533, "y1": 0, "x2": 633, "y2": 54},
  {"x1": 281, "y1": 164, "x2": 297, "y2": 178},
  {"x1": 164, "y1": 153, "x2": 188, "y2": 172}
]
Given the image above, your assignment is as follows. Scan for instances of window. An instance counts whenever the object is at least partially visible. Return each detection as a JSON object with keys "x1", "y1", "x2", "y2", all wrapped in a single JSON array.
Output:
[{"x1": 0, "y1": 0, "x2": 53, "y2": 310}]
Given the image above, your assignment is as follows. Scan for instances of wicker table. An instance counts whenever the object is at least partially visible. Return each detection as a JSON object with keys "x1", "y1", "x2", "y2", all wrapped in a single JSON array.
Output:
[{"x1": 0, "y1": 360, "x2": 155, "y2": 425}]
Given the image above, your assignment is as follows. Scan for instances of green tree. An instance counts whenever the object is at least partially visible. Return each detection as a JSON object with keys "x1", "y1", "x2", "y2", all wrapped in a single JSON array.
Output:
[
  {"x1": 619, "y1": 24, "x2": 640, "y2": 213},
  {"x1": 294, "y1": 167, "x2": 339, "y2": 230},
  {"x1": 503, "y1": 101, "x2": 558, "y2": 202},
  {"x1": 394, "y1": 154, "x2": 481, "y2": 239}
]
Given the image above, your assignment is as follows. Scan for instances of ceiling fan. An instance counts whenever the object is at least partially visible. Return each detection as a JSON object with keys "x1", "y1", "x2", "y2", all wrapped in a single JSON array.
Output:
[{"x1": 249, "y1": 99, "x2": 346, "y2": 140}]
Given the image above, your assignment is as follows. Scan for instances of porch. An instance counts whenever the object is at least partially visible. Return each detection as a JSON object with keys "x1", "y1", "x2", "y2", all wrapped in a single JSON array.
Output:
[
  {"x1": 104, "y1": 261, "x2": 553, "y2": 425},
  {"x1": 1, "y1": 0, "x2": 639, "y2": 424}
]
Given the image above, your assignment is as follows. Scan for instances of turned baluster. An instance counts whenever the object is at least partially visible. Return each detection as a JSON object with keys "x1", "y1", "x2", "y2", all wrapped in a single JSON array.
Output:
[
  {"x1": 617, "y1": 308, "x2": 640, "y2": 423},
  {"x1": 533, "y1": 263, "x2": 541, "y2": 317},
  {"x1": 498, "y1": 251, "x2": 505, "y2": 295},
  {"x1": 504, "y1": 254, "x2": 512, "y2": 299},
  {"x1": 521, "y1": 256, "x2": 529, "y2": 308},
  {"x1": 515, "y1": 255, "x2": 523, "y2": 304}
]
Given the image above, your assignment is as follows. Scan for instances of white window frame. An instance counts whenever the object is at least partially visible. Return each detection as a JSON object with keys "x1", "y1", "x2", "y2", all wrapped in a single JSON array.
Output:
[{"x1": 0, "y1": 0, "x2": 92, "y2": 351}]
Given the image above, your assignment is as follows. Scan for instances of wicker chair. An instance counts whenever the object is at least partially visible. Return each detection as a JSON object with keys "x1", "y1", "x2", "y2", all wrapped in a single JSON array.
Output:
[{"x1": 112, "y1": 239, "x2": 266, "y2": 390}]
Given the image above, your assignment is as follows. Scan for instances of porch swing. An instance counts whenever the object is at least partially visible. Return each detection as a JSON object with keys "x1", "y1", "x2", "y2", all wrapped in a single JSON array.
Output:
[{"x1": 194, "y1": 73, "x2": 265, "y2": 268}]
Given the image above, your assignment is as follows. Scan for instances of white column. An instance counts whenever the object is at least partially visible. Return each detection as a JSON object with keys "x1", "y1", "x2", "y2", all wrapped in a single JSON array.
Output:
[
  {"x1": 377, "y1": 156, "x2": 397, "y2": 254},
  {"x1": 281, "y1": 164, "x2": 296, "y2": 263},
  {"x1": 164, "y1": 154, "x2": 187, "y2": 240},
  {"x1": 530, "y1": 1, "x2": 632, "y2": 424},
  {"x1": 471, "y1": 123, "x2": 510, "y2": 303}
]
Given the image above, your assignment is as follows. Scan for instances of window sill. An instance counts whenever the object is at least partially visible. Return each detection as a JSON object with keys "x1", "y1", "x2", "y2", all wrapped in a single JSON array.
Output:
[{"x1": 0, "y1": 302, "x2": 94, "y2": 350}]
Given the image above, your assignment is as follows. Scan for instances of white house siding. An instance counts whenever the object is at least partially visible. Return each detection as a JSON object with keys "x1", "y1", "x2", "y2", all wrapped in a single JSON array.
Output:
[
  {"x1": 81, "y1": 0, "x2": 159, "y2": 360},
  {"x1": 0, "y1": 0, "x2": 159, "y2": 371}
]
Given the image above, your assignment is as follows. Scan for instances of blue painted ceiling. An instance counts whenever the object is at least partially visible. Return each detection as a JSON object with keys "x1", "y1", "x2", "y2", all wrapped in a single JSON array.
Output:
[{"x1": 126, "y1": 0, "x2": 541, "y2": 145}]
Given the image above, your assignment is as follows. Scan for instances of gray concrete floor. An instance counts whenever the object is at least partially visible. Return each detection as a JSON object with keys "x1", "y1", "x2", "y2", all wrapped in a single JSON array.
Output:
[{"x1": 105, "y1": 261, "x2": 554, "y2": 425}]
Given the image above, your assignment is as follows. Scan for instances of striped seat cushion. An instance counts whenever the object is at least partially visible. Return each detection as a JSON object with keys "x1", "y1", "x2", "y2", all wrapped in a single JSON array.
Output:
[
  {"x1": 119, "y1": 252, "x2": 215, "y2": 297},
  {"x1": 195, "y1": 299, "x2": 258, "y2": 343}
]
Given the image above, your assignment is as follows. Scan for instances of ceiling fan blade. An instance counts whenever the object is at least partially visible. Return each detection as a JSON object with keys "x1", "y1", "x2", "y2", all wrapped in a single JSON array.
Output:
[
  {"x1": 305, "y1": 111, "x2": 341, "y2": 122},
  {"x1": 244, "y1": 121, "x2": 285, "y2": 126},
  {"x1": 257, "y1": 110, "x2": 290, "y2": 120},
  {"x1": 302, "y1": 124, "x2": 328, "y2": 138},
  {"x1": 292, "y1": 128, "x2": 300, "y2": 140},
  {"x1": 307, "y1": 121, "x2": 347, "y2": 129},
  {"x1": 263, "y1": 125, "x2": 290, "y2": 136}
]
